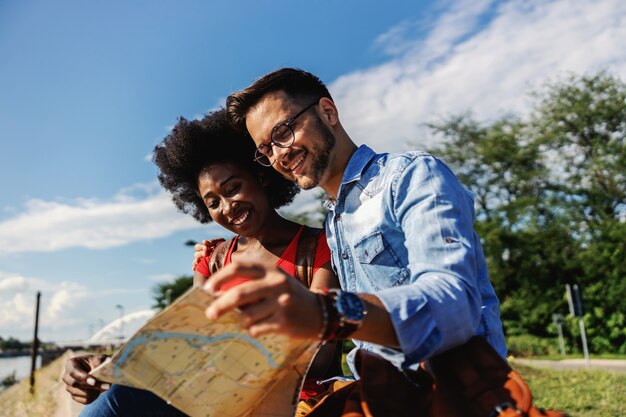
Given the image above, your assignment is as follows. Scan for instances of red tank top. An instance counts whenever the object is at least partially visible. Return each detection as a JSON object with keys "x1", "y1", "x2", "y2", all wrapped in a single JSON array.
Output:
[{"x1": 194, "y1": 226, "x2": 331, "y2": 290}]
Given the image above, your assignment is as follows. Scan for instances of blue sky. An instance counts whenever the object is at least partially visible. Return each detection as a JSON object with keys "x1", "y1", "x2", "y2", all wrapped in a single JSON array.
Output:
[{"x1": 1, "y1": 0, "x2": 625, "y2": 342}]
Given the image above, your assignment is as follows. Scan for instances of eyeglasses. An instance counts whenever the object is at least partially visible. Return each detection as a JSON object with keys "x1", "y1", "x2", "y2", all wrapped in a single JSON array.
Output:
[{"x1": 254, "y1": 101, "x2": 319, "y2": 166}]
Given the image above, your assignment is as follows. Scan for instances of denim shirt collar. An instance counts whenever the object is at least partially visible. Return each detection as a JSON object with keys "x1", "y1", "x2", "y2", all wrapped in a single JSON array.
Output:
[
  {"x1": 323, "y1": 145, "x2": 377, "y2": 210},
  {"x1": 341, "y1": 144, "x2": 377, "y2": 185}
]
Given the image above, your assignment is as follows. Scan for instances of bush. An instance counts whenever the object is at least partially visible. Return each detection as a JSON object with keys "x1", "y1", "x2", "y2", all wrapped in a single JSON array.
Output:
[
  {"x1": 507, "y1": 334, "x2": 559, "y2": 357},
  {"x1": 1, "y1": 372, "x2": 16, "y2": 389}
]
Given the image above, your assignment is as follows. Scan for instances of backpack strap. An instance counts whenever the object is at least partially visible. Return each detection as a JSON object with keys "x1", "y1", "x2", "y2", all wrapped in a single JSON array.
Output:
[
  {"x1": 209, "y1": 238, "x2": 236, "y2": 275},
  {"x1": 294, "y1": 226, "x2": 322, "y2": 288}
]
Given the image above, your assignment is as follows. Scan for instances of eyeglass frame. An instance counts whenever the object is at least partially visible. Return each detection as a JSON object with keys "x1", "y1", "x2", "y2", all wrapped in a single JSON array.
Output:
[{"x1": 253, "y1": 100, "x2": 319, "y2": 166}]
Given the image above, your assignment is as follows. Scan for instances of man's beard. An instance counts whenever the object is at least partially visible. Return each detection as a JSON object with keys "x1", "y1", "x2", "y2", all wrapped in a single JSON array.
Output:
[{"x1": 296, "y1": 116, "x2": 336, "y2": 190}]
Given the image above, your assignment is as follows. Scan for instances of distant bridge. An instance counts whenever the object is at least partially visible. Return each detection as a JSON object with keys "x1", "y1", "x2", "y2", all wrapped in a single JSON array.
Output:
[{"x1": 56, "y1": 309, "x2": 156, "y2": 349}]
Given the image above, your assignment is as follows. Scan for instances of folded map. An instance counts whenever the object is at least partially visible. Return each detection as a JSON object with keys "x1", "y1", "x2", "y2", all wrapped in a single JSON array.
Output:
[{"x1": 91, "y1": 286, "x2": 319, "y2": 417}]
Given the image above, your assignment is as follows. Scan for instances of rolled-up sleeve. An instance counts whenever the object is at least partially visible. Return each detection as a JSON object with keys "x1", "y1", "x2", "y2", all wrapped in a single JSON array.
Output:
[{"x1": 373, "y1": 155, "x2": 483, "y2": 367}]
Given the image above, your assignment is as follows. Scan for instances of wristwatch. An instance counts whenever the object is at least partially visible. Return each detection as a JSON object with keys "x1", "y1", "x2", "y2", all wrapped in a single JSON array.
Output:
[{"x1": 322, "y1": 289, "x2": 367, "y2": 340}]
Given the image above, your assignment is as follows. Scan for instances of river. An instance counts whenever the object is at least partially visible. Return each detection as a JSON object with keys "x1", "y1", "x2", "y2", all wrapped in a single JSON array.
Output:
[{"x1": 0, "y1": 355, "x2": 42, "y2": 381}]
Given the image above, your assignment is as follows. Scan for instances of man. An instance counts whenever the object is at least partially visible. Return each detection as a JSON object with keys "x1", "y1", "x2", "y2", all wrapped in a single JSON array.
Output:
[{"x1": 205, "y1": 68, "x2": 506, "y2": 374}]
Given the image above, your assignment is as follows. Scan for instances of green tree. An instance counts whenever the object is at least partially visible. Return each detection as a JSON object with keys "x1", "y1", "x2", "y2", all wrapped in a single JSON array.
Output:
[
  {"x1": 529, "y1": 72, "x2": 626, "y2": 353},
  {"x1": 531, "y1": 72, "x2": 626, "y2": 226},
  {"x1": 281, "y1": 190, "x2": 329, "y2": 228},
  {"x1": 152, "y1": 275, "x2": 194, "y2": 310},
  {"x1": 0, "y1": 336, "x2": 29, "y2": 351},
  {"x1": 428, "y1": 71, "x2": 626, "y2": 353}
]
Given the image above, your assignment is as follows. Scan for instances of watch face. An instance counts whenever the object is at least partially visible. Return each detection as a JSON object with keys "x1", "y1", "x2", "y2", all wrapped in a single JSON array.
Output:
[{"x1": 336, "y1": 292, "x2": 366, "y2": 323}]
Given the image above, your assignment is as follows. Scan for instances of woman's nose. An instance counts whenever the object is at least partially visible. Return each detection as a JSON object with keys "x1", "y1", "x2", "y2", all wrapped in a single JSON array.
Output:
[{"x1": 222, "y1": 198, "x2": 238, "y2": 215}]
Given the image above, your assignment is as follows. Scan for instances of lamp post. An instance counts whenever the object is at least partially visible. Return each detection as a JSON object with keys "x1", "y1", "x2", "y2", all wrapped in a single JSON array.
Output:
[
  {"x1": 29, "y1": 291, "x2": 41, "y2": 394},
  {"x1": 115, "y1": 304, "x2": 124, "y2": 342}
]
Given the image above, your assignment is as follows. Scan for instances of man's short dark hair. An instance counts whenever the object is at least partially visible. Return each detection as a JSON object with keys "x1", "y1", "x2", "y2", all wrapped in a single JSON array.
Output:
[
  {"x1": 226, "y1": 68, "x2": 333, "y2": 132},
  {"x1": 153, "y1": 109, "x2": 299, "y2": 224}
]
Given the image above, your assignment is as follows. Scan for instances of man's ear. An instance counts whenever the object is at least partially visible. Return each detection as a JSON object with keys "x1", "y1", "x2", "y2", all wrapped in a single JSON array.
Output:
[{"x1": 318, "y1": 97, "x2": 339, "y2": 126}]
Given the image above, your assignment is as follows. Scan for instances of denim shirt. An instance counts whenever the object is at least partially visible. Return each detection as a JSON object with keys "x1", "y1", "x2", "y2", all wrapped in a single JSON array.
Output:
[{"x1": 324, "y1": 145, "x2": 507, "y2": 371}]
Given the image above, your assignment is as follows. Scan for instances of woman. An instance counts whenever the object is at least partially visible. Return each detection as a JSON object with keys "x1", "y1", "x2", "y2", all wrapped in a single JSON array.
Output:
[{"x1": 64, "y1": 109, "x2": 341, "y2": 417}]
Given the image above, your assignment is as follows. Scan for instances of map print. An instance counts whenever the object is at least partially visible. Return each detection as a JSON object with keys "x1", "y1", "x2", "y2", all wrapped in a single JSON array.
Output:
[{"x1": 91, "y1": 287, "x2": 319, "y2": 417}]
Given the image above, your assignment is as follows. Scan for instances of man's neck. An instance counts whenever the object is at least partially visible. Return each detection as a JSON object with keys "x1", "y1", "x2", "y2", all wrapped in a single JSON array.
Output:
[{"x1": 320, "y1": 132, "x2": 358, "y2": 199}]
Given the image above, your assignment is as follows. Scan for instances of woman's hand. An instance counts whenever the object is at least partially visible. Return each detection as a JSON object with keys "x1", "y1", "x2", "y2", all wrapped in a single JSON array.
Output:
[
  {"x1": 62, "y1": 354, "x2": 110, "y2": 404},
  {"x1": 192, "y1": 238, "x2": 225, "y2": 269}
]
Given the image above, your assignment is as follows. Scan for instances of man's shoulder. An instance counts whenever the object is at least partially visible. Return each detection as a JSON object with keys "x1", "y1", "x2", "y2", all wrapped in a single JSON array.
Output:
[
  {"x1": 372, "y1": 149, "x2": 441, "y2": 173},
  {"x1": 353, "y1": 146, "x2": 453, "y2": 190}
]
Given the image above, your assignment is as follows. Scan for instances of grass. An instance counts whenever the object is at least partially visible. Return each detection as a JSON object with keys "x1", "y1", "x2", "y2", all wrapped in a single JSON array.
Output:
[
  {"x1": 1, "y1": 350, "x2": 623, "y2": 417},
  {"x1": 0, "y1": 351, "x2": 69, "y2": 417},
  {"x1": 514, "y1": 363, "x2": 626, "y2": 417}
]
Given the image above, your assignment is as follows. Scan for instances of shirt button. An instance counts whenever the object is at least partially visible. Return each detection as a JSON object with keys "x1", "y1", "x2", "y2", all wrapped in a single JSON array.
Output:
[{"x1": 341, "y1": 252, "x2": 348, "y2": 259}]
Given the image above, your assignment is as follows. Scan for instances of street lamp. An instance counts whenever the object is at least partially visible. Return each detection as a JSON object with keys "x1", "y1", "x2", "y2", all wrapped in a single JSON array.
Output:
[{"x1": 116, "y1": 304, "x2": 124, "y2": 341}]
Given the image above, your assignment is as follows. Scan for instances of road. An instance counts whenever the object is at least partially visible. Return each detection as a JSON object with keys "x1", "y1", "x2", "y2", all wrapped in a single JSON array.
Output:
[{"x1": 511, "y1": 358, "x2": 626, "y2": 373}]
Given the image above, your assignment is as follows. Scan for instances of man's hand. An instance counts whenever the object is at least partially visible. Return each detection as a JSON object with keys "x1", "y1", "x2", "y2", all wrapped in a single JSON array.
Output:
[
  {"x1": 62, "y1": 354, "x2": 110, "y2": 404},
  {"x1": 204, "y1": 262, "x2": 323, "y2": 339},
  {"x1": 192, "y1": 238, "x2": 226, "y2": 269}
]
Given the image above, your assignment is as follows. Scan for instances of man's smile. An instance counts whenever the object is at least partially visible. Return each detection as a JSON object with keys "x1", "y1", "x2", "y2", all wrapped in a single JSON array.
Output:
[{"x1": 282, "y1": 149, "x2": 308, "y2": 174}]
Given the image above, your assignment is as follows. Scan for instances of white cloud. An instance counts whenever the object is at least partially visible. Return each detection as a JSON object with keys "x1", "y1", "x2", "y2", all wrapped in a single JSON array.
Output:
[
  {"x1": 0, "y1": 292, "x2": 34, "y2": 329},
  {"x1": 135, "y1": 257, "x2": 157, "y2": 265},
  {"x1": 331, "y1": 0, "x2": 626, "y2": 153},
  {"x1": 0, "y1": 271, "x2": 148, "y2": 340},
  {"x1": 146, "y1": 273, "x2": 178, "y2": 282},
  {"x1": 0, "y1": 182, "x2": 205, "y2": 255},
  {"x1": 45, "y1": 282, "x2": 88, "y2": 321},
  {"x1": 0, "y1": 275, "x2": 30, "y2": 292},
  {"x1": 0, "y1": 272, "x2": 85, "y2": 330}
]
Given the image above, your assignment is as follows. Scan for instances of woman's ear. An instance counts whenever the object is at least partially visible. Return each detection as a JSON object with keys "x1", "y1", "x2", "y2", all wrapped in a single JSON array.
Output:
[{"x1": 258, "y1": 172, "x2": 268, "y2": 187}]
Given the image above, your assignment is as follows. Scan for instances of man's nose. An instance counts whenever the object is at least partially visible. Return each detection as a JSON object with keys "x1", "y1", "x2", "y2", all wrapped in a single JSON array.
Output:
[{"x1": 271, "y1": 143, "x2": 291, "y2": 165}]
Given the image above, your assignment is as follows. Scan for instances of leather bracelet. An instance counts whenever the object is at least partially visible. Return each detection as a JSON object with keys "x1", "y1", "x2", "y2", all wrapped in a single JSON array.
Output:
[{"x1": 320, "y1": 294, "x2": 341, "y2": 341}]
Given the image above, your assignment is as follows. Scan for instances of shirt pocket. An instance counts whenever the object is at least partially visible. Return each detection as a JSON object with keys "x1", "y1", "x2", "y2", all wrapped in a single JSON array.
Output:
[{"x1": 354, "y1": 230, "x2": 408, "y2": 289}]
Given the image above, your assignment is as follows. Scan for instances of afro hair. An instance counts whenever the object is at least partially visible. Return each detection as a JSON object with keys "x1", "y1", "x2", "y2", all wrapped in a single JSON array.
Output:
[{"x1": 153, "y1": 108, "x2": 299, "y2": 224}]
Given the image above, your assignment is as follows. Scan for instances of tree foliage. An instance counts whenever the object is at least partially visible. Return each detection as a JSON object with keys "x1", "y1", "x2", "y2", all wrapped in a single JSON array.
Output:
[
  {"x1": 429, "y1": 71, "x2": 626, "y2": 353},
  {"x1": 152, "y1": 275, "x2": 194, "y2": 310},
  {"x1": 0, "y1": 336, "x2": 30, "y2": 351}
]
